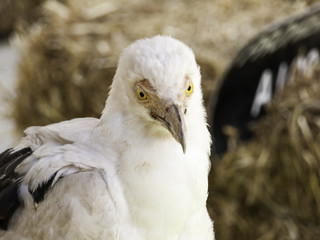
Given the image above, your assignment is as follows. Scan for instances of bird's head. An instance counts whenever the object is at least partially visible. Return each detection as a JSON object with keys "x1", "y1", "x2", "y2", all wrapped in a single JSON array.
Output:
[{"x1": 104, "y1": 36, "x2": 203, "y2": 153}]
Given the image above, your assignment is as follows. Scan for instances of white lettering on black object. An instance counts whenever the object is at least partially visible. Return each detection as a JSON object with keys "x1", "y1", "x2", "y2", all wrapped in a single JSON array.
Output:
[
  {"x1": 250, "y1": 69, "x2": 273, "y2": 117},
  {"x1": 250, "y1": 49, "x2": 319, "y2": 118},
  {"x1": 275, "y1": 62, "x2": 288, "y2": 91}
]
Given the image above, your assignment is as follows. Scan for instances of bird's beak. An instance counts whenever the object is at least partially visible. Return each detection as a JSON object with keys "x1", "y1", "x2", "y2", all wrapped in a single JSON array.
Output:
[
  {"x1": 162, "y1": 104, "x2": 186, "y2": 154},
  {"x1": 152, "y1": 104, "x2": 186, "y2": 153}
]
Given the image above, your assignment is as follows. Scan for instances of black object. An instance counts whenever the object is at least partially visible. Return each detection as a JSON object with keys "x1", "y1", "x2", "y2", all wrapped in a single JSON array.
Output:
[{"x1": 210, "y1": 3, "x2": 320, "y2": 158}]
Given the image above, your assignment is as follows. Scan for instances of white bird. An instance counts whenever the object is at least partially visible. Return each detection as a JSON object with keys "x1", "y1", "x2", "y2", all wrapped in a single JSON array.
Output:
[{"x1": 0, "y1": 36, "x2": 214, "y2": 240}]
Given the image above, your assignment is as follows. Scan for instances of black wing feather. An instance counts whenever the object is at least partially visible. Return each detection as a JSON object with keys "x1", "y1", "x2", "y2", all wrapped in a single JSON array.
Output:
[
  {"x1": 0, "y1": 147, "x2": 32, "y2": 230},
  {"x1": 30, "y1": 172, "x2": 57, "y2": 204},
  {"x1": 0, "y1": 147, "x2": 62, "y2": 230}
]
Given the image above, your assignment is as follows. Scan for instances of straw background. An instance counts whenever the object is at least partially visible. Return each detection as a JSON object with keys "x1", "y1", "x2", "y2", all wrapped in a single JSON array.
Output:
[{"x1": 1, "y1": 0, "x2": 320, "y2": 239}]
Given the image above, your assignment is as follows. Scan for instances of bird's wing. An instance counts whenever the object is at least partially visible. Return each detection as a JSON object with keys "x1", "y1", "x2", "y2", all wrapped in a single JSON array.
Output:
[
  {"x1": 1, "y1": 171, "x2": 122, "y2": 240},
  {"x1": 11, "y1": 117, "x2": 102, "y2": 201},
  {"x1": 0, "y1": 145, "x2": 83, "y2": 231},
  {"x1": 0, "y1": 118, "x2": 127, "y2": 238}
]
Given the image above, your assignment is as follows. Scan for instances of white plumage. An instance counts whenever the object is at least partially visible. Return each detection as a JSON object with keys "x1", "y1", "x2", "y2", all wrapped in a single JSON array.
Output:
[{"x1": 0, "y1": 36, "x2": 214, "y2": 240}]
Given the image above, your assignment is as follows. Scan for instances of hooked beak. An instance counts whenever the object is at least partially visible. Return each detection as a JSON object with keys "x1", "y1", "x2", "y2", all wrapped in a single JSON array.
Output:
[{"x1": 151, "y1": 104, "x2": 186, "y2": 154}]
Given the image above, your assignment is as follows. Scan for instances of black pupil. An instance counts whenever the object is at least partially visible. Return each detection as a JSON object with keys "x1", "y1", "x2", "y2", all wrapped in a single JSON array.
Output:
[
  {"x1": 188, "y1": 85, "x2": 191, "y2": 91},
  {"x1": 139, "y1": 91, "x2": 145, "y2": 98}
]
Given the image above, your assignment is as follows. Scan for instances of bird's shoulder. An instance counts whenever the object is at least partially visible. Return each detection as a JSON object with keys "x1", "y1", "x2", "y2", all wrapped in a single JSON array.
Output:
[
  {"x1": 16, "y1": 116, "x2": 113, "y2": 197},
  {"x1": 19, "y1": 117, "x2": 100, "y2": 149}
]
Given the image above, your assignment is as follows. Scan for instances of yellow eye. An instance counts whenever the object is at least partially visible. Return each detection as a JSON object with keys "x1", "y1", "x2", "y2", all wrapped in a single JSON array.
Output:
[
  {"x1": 136, "y1": 89, "x2": 147, "y2": 100},
  {"x1": 186, "y1": 82, "x2": 194, "y2": 94}
]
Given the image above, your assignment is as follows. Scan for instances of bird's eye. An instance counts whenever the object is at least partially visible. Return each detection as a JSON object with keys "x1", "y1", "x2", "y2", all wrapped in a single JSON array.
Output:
[
  {"x1": 186, "y1": 82, "x2": 194, "y2": 94},
  {"x1": 136, "y1": 89, "x2": 147, "y2": 100}
]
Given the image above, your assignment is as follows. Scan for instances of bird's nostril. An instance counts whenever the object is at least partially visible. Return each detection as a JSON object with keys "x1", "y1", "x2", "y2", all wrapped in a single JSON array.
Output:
[
  {"x1": 165, "y1": 107, "x2": 169, "y2": 113},
  {"x1": 184, "y1": 109, "x2": 187, "y2": 114}
]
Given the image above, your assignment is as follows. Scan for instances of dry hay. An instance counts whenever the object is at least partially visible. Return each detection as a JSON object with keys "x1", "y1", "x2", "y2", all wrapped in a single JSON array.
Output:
[
  {"x1": 9, "y1": 0, "x2": 314, "y2": 133},
  {"x1": 0, "y1": 0, "x2": 45, "y2": 37},
  {"x1": 208, "y1": 60, "x2": 320, "y2": 239}
]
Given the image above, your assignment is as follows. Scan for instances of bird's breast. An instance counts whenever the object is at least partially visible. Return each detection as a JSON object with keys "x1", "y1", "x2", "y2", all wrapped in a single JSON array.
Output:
[{"x1": 118, "y1": 137, "x2": 209, "y2": 238}]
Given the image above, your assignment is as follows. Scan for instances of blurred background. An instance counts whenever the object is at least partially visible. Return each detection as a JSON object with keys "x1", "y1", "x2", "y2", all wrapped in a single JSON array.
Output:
[{"x1": 1, "y1": 0, "x2": 320, "y2": 239}]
